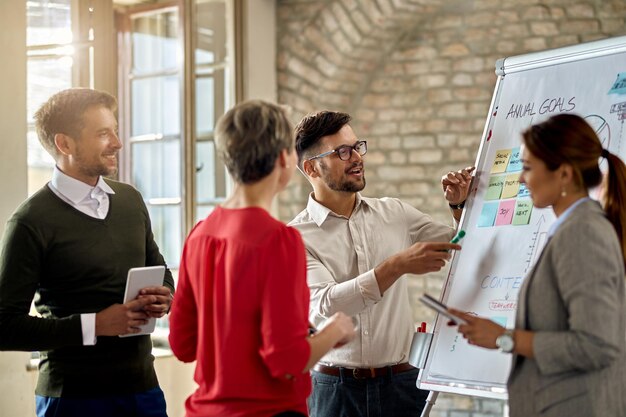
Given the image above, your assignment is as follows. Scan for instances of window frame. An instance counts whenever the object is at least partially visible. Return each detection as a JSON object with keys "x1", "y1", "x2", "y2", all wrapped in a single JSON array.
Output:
[{"x1": 118, "y1": 0, "x2": 238, "y2": 233}]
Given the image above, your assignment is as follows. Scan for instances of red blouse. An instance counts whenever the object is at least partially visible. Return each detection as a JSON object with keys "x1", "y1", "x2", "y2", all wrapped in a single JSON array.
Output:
[{"x1": 169, "y1": 206, "x2": 311, "y2": 417}]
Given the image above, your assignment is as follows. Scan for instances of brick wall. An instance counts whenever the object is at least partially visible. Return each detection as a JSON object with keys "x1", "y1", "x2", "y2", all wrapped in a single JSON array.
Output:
[{"x1": 275, "y1": 1, "x2": 626, "y2": 415}]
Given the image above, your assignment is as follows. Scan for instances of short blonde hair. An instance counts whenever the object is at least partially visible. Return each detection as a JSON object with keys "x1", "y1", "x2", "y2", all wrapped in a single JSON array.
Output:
[{"x1": 215, "y1": 100, "x2": 293, "y2": 184}]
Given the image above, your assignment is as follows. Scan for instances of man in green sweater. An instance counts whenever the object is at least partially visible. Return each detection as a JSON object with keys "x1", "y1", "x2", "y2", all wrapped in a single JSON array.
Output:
[{"x1": 0, "y1": 88, "x2": 175, "y2": 417}]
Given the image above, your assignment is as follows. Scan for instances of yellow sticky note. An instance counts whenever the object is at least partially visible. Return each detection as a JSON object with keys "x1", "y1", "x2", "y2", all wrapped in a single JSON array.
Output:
[
  {"x1": 501, "y1": 173, "x2": 520, "y2": 199},
  {"x1": 492, "y1": 149, "x2": 512, "y2": 173}
]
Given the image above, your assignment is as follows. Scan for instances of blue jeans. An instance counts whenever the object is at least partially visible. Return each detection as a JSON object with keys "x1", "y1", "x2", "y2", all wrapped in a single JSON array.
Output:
[
  {"x1": 36, "y1": 387, "x2": 167, "y2": 417},
  {"x1": 308, "y1": 368, "x2": 428, "y2": 417}
]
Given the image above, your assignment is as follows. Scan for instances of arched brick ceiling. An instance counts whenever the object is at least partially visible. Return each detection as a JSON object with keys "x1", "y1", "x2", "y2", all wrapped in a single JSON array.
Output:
[{"x1": 278, "y1": 0, "x2": 446, "y2": 118}]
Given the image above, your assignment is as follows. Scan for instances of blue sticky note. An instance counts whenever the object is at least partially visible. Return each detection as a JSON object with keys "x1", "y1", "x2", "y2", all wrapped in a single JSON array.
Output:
[
  {"x1": 491, "y1": 316, "x2": 508, "y2": 327},
  {"x1": 478, "y1": 202, "x2": 499, "y2": 227},
  {"x1": 608, "y1": 72, "x2": 626, "y2": 95},
  {"x1": 507, "y1": 147, "x2": 522, "y2": 172},
  {"x1": 518, "y1": 183, "x2": 530, "y2": 198}
]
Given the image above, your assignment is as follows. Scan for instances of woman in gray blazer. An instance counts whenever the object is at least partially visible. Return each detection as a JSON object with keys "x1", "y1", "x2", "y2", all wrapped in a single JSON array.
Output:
[{"x1": 452, "y1": 114, "x2": 626, "y2": 417}]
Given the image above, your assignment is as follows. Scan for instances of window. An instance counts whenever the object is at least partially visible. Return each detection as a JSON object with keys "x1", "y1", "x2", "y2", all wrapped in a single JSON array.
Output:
[
  {"x1": 117, "y1": 0, "x2": 237, "y2": 342},
  {"x1": 194, "y1": 0, "x2": 233, "y2": 221},
  {"x1": 118, "y1": 0, "x2": 235, "y2": 271},
  {"x1": 120, "y1": 6, "x2": 184, "y2": 268},
  {"x1": 24, "y1": 0, "x2": 115, "y2": 360},
  {"x1": 26, "y1": 0, "x2": 115, "y2": 196},
  {"x1": 26, "y1": 0, "x2": 77, "y2": 195},
  {"x1": 25, "y1": 0, "x2": 238, "y2": 345}
]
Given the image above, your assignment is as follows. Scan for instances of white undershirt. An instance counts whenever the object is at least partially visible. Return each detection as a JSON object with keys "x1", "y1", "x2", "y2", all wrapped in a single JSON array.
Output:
[{"x1": 48, "y1": 166, "x2": 116, "y2": 345}]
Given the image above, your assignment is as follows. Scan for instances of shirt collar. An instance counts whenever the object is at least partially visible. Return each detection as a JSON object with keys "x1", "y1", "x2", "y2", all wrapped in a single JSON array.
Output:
[
  {"x1": 306, "y1": 192, "x2": 367, "y2": 227},
  {"x1": 51, "y1": 166, "x2": 115, "y2": 205},
  {"x1": 547, "y1": 196, "x2": 590, "y2": 238}
]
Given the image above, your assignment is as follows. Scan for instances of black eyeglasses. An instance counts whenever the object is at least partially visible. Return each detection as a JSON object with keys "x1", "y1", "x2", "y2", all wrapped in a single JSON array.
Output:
[{"x1": 307, "y1": 140, "x2": 367, "y2": 162}]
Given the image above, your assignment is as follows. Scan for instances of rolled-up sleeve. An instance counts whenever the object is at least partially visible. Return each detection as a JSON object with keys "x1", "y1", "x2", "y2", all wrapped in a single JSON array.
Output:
[
  {"x1": 307, "y1": 252, "x2": 382, "y2": 319},
  {"x1": 403, "y1": 200, "x2": 455, "y2": 243},
  {"x1": 290, "y1": 194, "x2": 457, "y2": 366}
]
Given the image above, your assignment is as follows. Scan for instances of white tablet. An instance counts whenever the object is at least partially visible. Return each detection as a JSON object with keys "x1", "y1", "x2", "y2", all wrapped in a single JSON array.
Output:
[
  {"x1": 119, "y1": 265, "x2": 166, "y2": 338},
  {"x1": 419, "y1": 293, "x2": 467, "y2": 325}
]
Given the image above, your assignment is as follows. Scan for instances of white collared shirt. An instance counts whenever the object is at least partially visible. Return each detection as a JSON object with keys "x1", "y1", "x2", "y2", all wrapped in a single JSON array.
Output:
[
  {"x1": 47, "y1": 166, "x2": 116, "y2": 345},
  {"x1": 289, "y1": 193, "x2": 455, "y2": 367},
  {"x1": 547, "y1": 197, "x2": 591, "y2": 238},
  {"x1": 49, "y1": 167, "x2": 115, "y2": 220}
]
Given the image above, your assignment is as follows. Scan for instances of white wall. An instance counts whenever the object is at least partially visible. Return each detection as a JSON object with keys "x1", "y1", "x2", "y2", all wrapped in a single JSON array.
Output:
[
  {"x1": 0, "y1": 2, "x2": 35, "y2": 416},
  {"x1": 154, "y1": 353, "x2": 197, "y2": 417},
  {"x1": 0, "y1": 0, "x2": 27, "y2": 228},
  {"x1": 241, "y1": 0, "x2": 277, "y2": 102}
]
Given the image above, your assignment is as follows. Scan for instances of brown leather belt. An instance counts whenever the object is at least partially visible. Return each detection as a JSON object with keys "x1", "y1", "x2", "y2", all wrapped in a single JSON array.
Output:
[{"x1": 312, "y1": 363, "x2": 415, "y2": 379}]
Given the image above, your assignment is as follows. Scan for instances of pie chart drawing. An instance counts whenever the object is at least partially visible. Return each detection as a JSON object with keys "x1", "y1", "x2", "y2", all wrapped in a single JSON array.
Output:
[{"x1": 584, "y1": 114, "x2": 610, "y2": 149}]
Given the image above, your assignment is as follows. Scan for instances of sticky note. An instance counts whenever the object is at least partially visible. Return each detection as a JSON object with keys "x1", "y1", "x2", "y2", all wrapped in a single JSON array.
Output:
[
  {"x1": 491, "y1": 149, "x2": 512, "y2": 173},
  {"x1": 507, "y1": 147, "x2": 522, "y2": 172},
  {"x1": 485, "y1": 175, "x2": 505, "y2": 200},
  {"x1": 512, "y1": 199, "x2": 533, "y2": 225},
  {"x1": 501, "y1": 173, "x2": 521, "y2": 199},
  {"x1": 608, "y1": 72, "x2": 626, "y2": 95},
  {"x1": 478, "y1": 202, "x2": 498, "y2": 227},
  {"x1": 495, "y1": 199, "x2": 516, "y2": 226},
  {"x1": 491, "y1": 316, "x2": 508, "y2": 327},
  {"x1": 518, "y1": 183, "x2": 530, "y2": 198}
]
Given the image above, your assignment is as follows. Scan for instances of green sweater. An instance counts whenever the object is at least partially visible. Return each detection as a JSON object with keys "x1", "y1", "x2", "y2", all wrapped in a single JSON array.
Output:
[{"x1": 0, "y1": 179, "x2": 175, "y2": 397}]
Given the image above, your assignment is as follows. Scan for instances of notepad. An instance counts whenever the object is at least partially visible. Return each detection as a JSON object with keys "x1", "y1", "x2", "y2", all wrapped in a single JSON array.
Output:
[{"x1": 119, "y1": 265, "x2": 166, "y2": 338}]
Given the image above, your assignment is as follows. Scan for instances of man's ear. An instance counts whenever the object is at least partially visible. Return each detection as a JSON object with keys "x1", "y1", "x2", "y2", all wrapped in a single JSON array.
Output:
[
  {"x1": 54, "y1": 133, "x2": 74, "y2": 157},
  {"x1": 302, "y1": 159, "x2": 319, "y2": 178}
]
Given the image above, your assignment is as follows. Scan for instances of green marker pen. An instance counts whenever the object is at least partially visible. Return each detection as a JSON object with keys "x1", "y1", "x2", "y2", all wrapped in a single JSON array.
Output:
[{"x1": 450, "y1": 229, "x2": 466, "y2": 245}]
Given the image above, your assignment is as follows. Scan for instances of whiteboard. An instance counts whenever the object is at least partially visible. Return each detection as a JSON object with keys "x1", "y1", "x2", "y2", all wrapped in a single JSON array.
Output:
[{"x1": 418, "y1": 36, "x2": 626, "y2": 399}]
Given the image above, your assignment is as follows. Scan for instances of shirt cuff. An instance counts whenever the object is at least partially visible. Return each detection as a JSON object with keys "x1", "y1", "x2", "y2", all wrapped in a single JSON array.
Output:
[
  {"x1": 359, "y1": 269, "x2": 383, "y2": 301},
  {"x1": 80, "y1": 313, "x2": 97, "y2": 346}
]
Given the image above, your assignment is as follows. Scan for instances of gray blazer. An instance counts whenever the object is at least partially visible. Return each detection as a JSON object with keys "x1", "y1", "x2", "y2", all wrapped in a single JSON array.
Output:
[{"x1": 508, "y1": 199, "x2": 626, "y2": 417}]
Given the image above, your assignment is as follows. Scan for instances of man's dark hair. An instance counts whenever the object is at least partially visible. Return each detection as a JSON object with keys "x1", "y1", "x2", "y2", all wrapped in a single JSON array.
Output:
[
  {"x1": 215, "y1": 100, "x2": 293, "y2": 184},
  {"x1": 34, "y1": 88, "x2": 117, "y2": 158},
  {"x1": 294, "y1": 111, "x2": 352, "y2": 168}
]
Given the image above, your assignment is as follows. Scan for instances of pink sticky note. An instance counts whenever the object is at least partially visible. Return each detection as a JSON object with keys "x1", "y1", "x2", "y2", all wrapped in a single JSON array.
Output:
[{"x1": 495, "y1": 199, "x2": 516, "y2": 226}]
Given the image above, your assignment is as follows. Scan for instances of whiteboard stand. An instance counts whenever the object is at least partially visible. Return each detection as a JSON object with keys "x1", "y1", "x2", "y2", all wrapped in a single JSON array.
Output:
[
  {"x1": 420, "y1": 391, "x2": 439, "y2": 417},
  {"x1": 409, "y1": 331, "x2": 438, "y2": 416}
]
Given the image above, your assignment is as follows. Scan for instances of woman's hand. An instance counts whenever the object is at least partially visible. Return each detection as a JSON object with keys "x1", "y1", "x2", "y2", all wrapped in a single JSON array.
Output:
[{"x1": 448, "y1": 308, "x2": 506, "y2": 349}]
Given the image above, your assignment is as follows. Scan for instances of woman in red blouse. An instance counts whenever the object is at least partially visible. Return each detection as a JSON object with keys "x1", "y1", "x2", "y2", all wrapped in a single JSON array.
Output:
[{"x1": 169, "y1": 100, "x2": 355, "y2": 417}]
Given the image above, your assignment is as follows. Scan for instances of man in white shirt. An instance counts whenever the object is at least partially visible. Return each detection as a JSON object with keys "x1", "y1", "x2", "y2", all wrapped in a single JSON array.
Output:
[{"x1": 289, "y1": 110, "x2": 473, "y2": 417}]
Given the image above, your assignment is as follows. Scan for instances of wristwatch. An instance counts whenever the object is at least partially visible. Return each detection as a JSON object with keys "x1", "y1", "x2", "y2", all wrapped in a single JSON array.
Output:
[
  {"x1": 448, "y1": 201, "x2": 465, "y2": 210},
  {"x1": 495, "y1": 329, "x2": 515, "y2": 353}
]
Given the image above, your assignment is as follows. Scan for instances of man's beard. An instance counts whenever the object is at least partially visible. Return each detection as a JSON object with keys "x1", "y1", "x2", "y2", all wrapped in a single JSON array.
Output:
[
  {"x1": 75, "y1": 148, "x2": 117, "y2": 178},
  {"x1": 320, "y1": 161, "x2": 366, "y2": 193}
]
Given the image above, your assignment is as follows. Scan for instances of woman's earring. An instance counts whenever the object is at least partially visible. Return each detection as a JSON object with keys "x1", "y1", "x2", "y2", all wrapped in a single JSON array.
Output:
[{"x1": 561, "y1": 188, "x2": 567, "y2": 197}]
